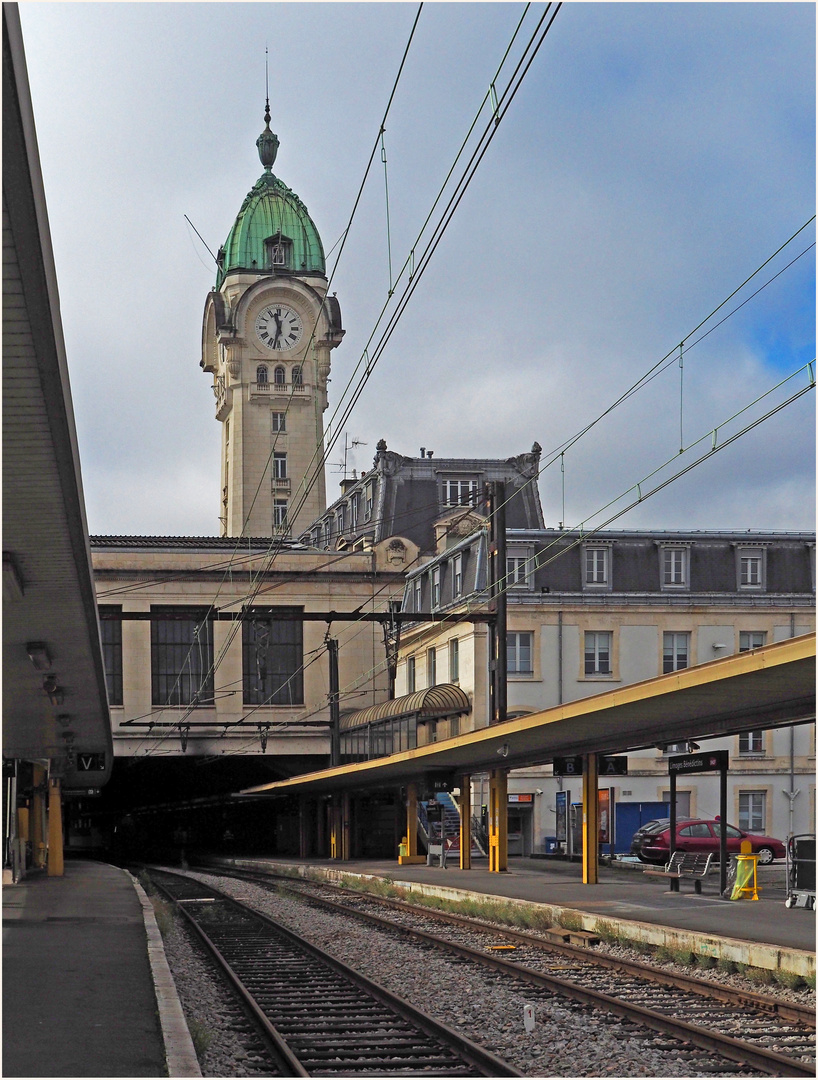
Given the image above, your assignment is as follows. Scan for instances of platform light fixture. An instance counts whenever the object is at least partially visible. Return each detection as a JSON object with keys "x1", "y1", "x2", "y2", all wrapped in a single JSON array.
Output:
[
  {"x1": 3, "y1": 553, "x2": 24, "y2": 602},
  {"x1": 26, "y1": 641, "x2": 51, "y2": 670},
  {"x1": 42, "y1": 674, "x2": 64, "y2": 706}
]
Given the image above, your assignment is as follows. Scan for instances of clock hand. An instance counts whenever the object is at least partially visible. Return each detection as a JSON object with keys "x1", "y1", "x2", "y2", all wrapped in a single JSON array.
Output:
[{"x1": 272, "y1": 313, "x2": 282, "y2": 348}]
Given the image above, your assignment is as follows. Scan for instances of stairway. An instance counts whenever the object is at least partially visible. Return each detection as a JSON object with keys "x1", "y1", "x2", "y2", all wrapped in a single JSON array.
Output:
[{"x1": 430, "y1": 791, "x2": 485, "y2": 856}]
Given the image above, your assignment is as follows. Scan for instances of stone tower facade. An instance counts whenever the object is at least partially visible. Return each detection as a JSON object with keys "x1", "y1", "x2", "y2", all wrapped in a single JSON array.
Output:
[{"x1": 201, "y1": 106, "x2": 343, "y2": 537}]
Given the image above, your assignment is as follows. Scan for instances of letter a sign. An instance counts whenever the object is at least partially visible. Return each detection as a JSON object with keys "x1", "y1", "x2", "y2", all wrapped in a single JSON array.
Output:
[{"x1": 599, "y1": 755, "x2": 628, "y2": 776}]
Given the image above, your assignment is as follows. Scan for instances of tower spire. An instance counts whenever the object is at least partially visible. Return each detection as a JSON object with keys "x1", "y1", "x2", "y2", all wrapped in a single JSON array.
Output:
[{"x1": 256, "y1": 46, "x2": 279, "y2": 172}]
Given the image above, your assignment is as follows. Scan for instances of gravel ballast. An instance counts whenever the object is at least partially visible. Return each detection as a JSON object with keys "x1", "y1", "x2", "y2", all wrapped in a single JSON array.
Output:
[{"x1": 155, "y1": 869, "x2": 812, "y2": 1077}]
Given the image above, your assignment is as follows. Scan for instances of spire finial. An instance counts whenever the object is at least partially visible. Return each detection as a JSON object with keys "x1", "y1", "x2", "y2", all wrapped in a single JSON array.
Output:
[
  {"x1": 264, "y1": 45, "x2": 271, "y2": 126},
  {"x1": 256, "y1": 46, "x2": 279, "y2": 172}
]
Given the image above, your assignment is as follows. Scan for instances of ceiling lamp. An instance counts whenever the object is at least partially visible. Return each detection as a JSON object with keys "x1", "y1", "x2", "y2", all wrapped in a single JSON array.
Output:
[
  {"x1": 42, "y1": 674, "x2": 64, "y2": 707},
  {"x1": 3, "y1": 553, "x2": 24, "y2": 602},
  {"x1": 26, "y1": 642, "x2": 51, "y2": 670}
]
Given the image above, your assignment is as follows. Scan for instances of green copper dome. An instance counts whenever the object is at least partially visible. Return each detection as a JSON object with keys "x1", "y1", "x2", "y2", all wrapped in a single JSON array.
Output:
[{"x1": 216, "y1": 113, "x2": 325, "y2": 288}]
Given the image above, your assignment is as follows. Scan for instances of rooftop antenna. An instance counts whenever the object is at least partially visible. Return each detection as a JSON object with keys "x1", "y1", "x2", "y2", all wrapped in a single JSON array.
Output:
[{"x1": 332, "y1": 434, "x2": 367, "y2": 479}]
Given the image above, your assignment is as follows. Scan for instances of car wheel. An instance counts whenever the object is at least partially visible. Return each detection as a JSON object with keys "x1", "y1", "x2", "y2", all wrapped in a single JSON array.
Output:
[{"x1": 756, "y1": 846, "x2": 775, "y2": 865}]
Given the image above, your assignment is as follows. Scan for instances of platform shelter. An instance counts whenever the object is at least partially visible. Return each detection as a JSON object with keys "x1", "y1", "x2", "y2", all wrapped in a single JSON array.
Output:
[{"x1": 240, "y1": 635, "x2": 815, "y2": 884}]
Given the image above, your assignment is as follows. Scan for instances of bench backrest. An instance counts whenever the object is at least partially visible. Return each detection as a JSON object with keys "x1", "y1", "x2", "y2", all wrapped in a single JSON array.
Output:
[{"x1": 666, "y1": 851, "x2": 712, "y2": 874}]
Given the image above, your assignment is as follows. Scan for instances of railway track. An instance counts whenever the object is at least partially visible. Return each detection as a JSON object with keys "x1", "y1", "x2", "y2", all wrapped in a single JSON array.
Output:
[
  {"x1": 146, "y1": 868, "x2": 520, "y2": 1077},
  {"x1": 193, "y1": 863, "x2": 815, "y2": 1078}
]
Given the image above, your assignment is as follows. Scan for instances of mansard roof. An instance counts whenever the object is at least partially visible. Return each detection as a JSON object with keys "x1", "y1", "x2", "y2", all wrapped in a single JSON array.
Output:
[
  {"x1": 302, "y1": 441, "x2": 546, "y2": 554},
  {"x1": 402, "y1": 528, "x2": 816, "y2": 614}
]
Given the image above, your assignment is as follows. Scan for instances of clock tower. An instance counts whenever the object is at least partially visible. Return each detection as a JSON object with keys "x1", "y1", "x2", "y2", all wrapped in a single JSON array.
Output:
[{"x1": 201, "y1": 102, "x2": 343, "y2": 538}]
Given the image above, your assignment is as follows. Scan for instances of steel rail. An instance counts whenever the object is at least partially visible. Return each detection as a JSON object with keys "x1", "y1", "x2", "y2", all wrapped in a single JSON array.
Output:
[
  {"x1": 151, "y1": 874, "x2": 309, "y2": 1076},
  {"x1": 148, "y1": 868, "x2": 521, "y2": 1078},
  {"x1": 206, "y1": 862, "x2": 815, "y2": 1029},
  {"x1": 267, "y1": 877, "x2": 815, "y2": 1078},
  {"x1": 325, "y1": 881, "x2": 816, "y2": 1028}
]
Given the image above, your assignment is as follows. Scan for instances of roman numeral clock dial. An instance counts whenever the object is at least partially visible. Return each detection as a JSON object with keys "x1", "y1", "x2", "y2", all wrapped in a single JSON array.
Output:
[{"x1": 255, "y1": 305, "x2": 304, "y2": 350}]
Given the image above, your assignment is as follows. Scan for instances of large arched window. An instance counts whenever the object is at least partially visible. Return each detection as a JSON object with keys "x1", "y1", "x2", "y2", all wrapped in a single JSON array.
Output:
[
  {"x1": 292, "y1": 365, "x2": 303, "y2": 386},
  {"x1": 256, "y1": 364, "x2": 268, "y2": 386},
  {"x1": 274, "y1": 366, "x2": 286, "y2": 386}
]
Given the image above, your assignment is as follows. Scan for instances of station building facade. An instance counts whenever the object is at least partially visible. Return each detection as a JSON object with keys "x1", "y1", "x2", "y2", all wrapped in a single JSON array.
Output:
[
  {"x1": 78, "y1": 104, "x2": 814, "y2": 861},
  {"x1": 392, "y1": 525, "x2": 816, "y2": 854},
  {"x1": 91, "y1": 536, "x2": 408, "y2": 758}
]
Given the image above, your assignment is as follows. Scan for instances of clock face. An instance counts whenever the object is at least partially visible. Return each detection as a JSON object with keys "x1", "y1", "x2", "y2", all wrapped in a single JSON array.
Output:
[{"x1": 255, "y1": 305, "x2": 304, "y2": 351}]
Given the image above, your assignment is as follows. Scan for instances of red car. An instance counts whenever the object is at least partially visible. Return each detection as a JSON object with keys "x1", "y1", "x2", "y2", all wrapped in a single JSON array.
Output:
[{"x1": 630, "y1": 818, "x2": 785, "y2": 865}]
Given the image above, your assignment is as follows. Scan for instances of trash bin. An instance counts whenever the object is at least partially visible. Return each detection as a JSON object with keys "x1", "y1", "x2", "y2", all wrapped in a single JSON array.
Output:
[
  {"x1": 545, "y1": 837, "x2": 558, "y2": 854},
  {"x1": 731, "y1": 853, "x2": 760, "y2": 900}
]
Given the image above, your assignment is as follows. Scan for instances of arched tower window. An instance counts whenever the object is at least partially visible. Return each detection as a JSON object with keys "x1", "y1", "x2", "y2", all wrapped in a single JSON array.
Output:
[
  {"x1": 292, "y1": 365, "x2": 303, "y2": 386},
  {"x1": 274, "y1": 366, "x2": 286, "y2": 386},
  {"x1": 256, "y1": 364, "x2": 268, "y2": 385}
]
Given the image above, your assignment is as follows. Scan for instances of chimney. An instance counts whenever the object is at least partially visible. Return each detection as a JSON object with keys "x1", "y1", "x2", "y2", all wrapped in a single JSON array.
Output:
[{"x1": 420, "y1": 448, "x2": 426, "y2": 458}]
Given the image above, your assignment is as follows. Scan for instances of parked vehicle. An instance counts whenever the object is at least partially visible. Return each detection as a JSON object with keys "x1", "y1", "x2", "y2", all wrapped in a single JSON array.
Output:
[{"x1": 630, "y1": 818, "x2": 785, "y2": 865}]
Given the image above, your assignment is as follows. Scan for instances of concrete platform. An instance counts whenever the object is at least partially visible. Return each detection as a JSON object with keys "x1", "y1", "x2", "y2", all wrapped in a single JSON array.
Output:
[
  {"x1": 211, "y1": 853, "x2": 816, "y2": 979},
  {"x1": 2, "y1": 859, "x2": 199, "y2": 1078}
]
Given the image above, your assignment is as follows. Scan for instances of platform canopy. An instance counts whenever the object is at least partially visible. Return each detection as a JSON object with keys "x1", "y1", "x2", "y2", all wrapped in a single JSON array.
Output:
[
  {"x1": 240, "y1": 634, "x2": 815, "y2": 798},
  {"x1": 3, "y1": 6, "x2": 112, "y2": 786},
  {"x1": 340, "y1": 684, "x2": 471, "y2": 731}
]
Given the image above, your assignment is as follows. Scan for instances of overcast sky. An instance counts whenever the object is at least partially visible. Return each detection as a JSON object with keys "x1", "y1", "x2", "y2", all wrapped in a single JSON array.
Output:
[{"x1": 19, "y1": 2, "x2": 816, "y2": 537}]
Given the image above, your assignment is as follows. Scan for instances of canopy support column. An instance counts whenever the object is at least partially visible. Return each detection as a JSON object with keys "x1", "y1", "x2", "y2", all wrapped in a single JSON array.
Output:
[
  {"x1": 582, "y1": 753, "x2": 599, "y2": 884},
  {"x1": 298, "y1": 795, "x2": 309, "y2": 859},
  {"x1": 400, "y1": 782, "x2": 425, "y2": 864},
  {"x1": 47, "y1": 777, "x2": 63, "y2": 877},
  {"x1": 30, "y1": 765, "x2": 46, "y2": 869},
  {"x1": 340, "y1": 791, "x2": 351, "y2": 861},
  {"x1": 458, "y1": 776, "x2": 471, "y2": 869},
  {"x1": 330, "y1": 795, "x2": 349, "y2": 860},
  {"x1": 488, "y1": 769, "x2": 508, "y2": 873}
]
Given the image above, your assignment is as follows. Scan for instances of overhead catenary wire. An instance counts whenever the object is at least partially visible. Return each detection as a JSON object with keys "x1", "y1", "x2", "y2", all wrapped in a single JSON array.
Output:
[
  {"x1": 128, "y1": 7, "x2": 431, "y2": 758},
  {"x1": 126, "y1": 348, "x2": 814, "y2": 757},
  {"x1": 119, "y1": 14, "x2": 812, "y2": 760},
  {"x1": 131, "y1": 5, "x2": 560, "y2": 756}
]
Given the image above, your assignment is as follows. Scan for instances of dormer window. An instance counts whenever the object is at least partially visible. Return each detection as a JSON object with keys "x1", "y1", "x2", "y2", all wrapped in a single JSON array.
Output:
[
  {"x1": 256, "y1": 364, "x2": 268, "y2": 385},
  {"x1": 734, "y1": 544, "x2": 766, "y2": 591},
  {"x1": 506, "y1": 548, "x2": 533, "y2": 588},
  {"x1": 442, "y1": 478, "x2": 478, "y2": 507},
  {"x1": 657, "y1": 543, "x2": 690, "y2": 591},
  {"x1": 265, "y1": 232, "x2": 292, "y2": 269},
  {"x1": 583, "y1": 543, "x2": 612, "y2": 591}
]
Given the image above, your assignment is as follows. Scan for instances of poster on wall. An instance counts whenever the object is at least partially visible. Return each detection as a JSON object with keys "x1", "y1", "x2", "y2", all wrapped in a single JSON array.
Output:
[
  {"x1": 555, "y1": 790, "x2": 569, "y2": 842},
  {"x1": 598, "y1": 788, "x2": 611, "y2": 845}
]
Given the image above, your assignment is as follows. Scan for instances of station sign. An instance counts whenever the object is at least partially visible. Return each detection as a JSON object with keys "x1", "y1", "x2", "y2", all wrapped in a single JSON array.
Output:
[
  {"x1": 553, "y1": 755, "x2": 628, "y2": 776},
  {"x1": 668, "y1": 749, "x2": 728, "y2": 775},
  {"x1": 508, "y1": 793, "x2": 533, "y2": 803},
  {"x1": 76, "y1": 753, "x2": 106, "y2": 772},
  {"x1": 552, "y1": 756, "x2": 583, "y2": 776},
  {"x1": 599, "y1": 756, "x2": 628, "y2": 776}
]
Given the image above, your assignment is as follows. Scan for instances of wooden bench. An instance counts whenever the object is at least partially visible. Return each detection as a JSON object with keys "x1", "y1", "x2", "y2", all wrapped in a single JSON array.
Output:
[{"x1": 643, "y1": 851, "x2": 713, "y2": 893}]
